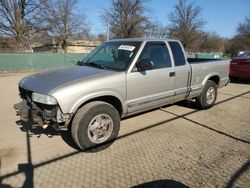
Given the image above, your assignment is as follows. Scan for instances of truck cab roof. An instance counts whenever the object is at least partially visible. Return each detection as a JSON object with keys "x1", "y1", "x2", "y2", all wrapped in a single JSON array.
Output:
[{"x1": 108, "y1": 38, "x2": 180, "y2": 43}]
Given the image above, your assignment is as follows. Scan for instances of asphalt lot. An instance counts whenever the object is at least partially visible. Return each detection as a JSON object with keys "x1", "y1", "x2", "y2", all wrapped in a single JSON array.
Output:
[{"x1": 0, "y1": 72, "x2": 249, "y2": 188}]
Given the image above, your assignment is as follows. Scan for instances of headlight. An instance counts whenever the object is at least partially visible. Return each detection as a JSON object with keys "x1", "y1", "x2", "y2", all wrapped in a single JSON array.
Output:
[{"x1": 32, "y1": 93, "x2": 57, "y2": 105}]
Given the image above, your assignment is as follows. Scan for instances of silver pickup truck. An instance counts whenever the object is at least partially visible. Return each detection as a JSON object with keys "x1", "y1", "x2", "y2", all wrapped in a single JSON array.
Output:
[{"x1": 15, "y1": 38, "x2": 230, "y2": 150}]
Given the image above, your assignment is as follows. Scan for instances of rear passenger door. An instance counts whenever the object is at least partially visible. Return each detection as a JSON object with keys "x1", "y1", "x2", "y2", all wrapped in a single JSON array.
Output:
[
  {"x1": 168, "y1": 41, "x2": 191, "y2": 102},
  {"x1": 126, "y1": 42, "x2": 175, "y2": 113}
]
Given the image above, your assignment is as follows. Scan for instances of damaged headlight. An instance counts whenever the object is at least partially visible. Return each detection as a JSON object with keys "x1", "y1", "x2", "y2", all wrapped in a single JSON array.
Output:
[{"x1": 32, "y1": 93, "x2": 57, "y2": 105}]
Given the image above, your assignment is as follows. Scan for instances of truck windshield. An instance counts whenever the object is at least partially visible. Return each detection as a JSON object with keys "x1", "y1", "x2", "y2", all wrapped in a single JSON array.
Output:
[{"x1": 79, "y1": 41, "x2": 141, "y2": 70}]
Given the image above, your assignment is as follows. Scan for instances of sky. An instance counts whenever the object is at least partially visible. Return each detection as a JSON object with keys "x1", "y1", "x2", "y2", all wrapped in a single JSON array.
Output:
[{"x1": 78, "y1": 0, "x2": 250, "y2": 38}]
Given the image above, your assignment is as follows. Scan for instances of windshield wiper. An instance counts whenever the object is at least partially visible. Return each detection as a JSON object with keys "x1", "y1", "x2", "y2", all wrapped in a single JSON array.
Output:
[
  {"x1": 84, "y1": 62, "x2": 107, "y2": 69},
  {"x1": 77, "y1": 61, "x2": 118, "y2": 70}
]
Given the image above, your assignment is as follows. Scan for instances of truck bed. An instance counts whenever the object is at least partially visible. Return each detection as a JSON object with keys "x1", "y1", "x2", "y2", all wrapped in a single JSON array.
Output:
[
  {"x1": 189, "y1": 59, "x2": 230, "y2": 90},
  {"x1": 188, "y1": 58, "x2": 225, "y2": 63}
]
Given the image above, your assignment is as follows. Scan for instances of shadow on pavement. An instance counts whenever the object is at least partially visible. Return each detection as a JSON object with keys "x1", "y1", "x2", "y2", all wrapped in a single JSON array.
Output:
[
  {"x1": 0, "y1": 91, "x2": 249, "y2": 187},
  {"x1": 3, "y1": 121, "x2": 35, "y2": 188},
  {"x1": 16, "y1": 119, "x2": 115, "y2": 152},
  {"x1": 132, "y1": 179, "x2": 189, "y2": 188},
  {"x1": 217, "y1": 92, "x2": 250, "y2": 100},
  {"x1": 16, "y1": 120, "x2": 79, "y2": 150},
  {"x1": 229, "y1": 79, "x2": 250, "y2": 85},
  {"x1": 226, "y1": 160, "x2": 250, "y2": 188},
  {"x1": 161, "y1": 109, "x2": 250, "y2": 144},
  {"x1": 175, "y1": 100, "x2": 197, "y2": 109},
  {"x1": 0, "y1": 184, "x2": 11, "y2": 188}
]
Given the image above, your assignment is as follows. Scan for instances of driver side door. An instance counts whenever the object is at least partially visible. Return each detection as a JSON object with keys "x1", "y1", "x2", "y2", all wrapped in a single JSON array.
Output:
[{"x1": 126, "y1": 42, "x2": 176, "y2": 113}]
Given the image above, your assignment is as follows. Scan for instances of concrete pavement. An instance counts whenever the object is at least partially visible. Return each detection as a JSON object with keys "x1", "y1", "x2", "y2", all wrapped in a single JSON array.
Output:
[{"x1": 0, "y1": 73, "x2": 249, "y2": 188}]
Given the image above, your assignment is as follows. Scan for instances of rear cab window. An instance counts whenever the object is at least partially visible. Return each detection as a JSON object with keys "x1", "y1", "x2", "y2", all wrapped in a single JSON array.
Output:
[{"x1": 169, "y1": 41, "x2": 186, "y2": 66}]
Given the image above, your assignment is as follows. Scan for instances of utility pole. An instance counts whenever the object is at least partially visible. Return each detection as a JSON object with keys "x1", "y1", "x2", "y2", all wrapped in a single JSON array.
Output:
[{"x1": 107, "y1": 18, "x2": 110, "y2": 41}]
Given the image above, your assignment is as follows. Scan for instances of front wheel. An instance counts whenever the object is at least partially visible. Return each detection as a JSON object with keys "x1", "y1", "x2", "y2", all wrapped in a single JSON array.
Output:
[
  {"x1": 71, "y1": 101, "x2": 120, "y2": 150},
  {"x1": 195, "y1": 80, "x2": 217, "y2": 109}
]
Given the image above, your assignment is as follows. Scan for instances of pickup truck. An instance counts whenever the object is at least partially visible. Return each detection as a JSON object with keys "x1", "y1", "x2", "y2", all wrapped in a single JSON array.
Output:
[{"x1": 14, "y1": 38, "x2": 230, "y2": 150}]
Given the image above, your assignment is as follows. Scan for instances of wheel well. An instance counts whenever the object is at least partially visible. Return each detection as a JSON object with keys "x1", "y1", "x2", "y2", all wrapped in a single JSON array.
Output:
[
  {"x1": 208, "y1": 76, "x2": 220, "y2": 85},
  {"x1": 82, "y1": 96, "x2": 123, "y2": 116}
]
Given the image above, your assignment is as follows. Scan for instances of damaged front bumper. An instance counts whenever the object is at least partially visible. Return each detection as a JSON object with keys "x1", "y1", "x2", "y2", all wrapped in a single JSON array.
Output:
[
  {"x1": 14, "y1": 100, "x2": 30, "y2": 122},
  {"x1": 14, "y1": 100, "x2": 72, "y2": 131}
]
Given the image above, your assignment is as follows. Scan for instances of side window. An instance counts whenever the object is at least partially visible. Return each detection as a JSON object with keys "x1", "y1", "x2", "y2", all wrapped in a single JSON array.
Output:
[
  {"x1": 169, "y1": 41, "x2": 186, "y2": 66},
  {"x1": 138, "y1": 42, "x2": 172, "y2": 69}
]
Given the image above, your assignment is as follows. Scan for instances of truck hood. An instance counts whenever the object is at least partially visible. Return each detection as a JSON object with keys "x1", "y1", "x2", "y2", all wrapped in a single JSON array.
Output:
[{"x1": 19, "y1": 66, "x2": 116, "y2": 94}]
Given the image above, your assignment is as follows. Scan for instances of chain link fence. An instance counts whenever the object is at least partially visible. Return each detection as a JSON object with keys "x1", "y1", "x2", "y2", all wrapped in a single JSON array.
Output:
[
  {"x1": 186, "y1": 52, "x2": 223, "y2": 59},
  {"x1": 0, "y1": 53, "x2": 86, "y2": 71},
  {"x1": 0, "y1": 52, "x2": 226, "y2": 72}
]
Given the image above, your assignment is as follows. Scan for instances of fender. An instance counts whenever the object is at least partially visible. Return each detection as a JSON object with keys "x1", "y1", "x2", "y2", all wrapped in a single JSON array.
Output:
[
  {"x1": 67, "y1": 89, "x2": 126, "y2": 115},
  {"x1": 202, "y1": 72, "x2": 220, "y2": 87}
]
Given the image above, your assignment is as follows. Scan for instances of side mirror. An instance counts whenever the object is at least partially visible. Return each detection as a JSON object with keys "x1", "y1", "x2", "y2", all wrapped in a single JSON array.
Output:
[{"x1": 136, "y1": 59, "x2": 153, "y2": 71}]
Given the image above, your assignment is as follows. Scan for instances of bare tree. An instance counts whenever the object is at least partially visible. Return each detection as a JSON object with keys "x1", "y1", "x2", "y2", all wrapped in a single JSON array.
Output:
[
  {"x1": 237, "y1": 14, "x2": 250, "y2": 44},
  {"x1": 199, "y1": 32, "x2": 225, "y2": 53},
  {"x1": 225, "y1": 14, "x2": 250, "y2": 57},
  {"x1": 168, "y1": 0, "x2": 206, "y2": 51},
  {"x1": 97, "y1": 34, "x2": 107, "y2": 42},
  {"x1": 104, "y1": 0, "x2": 150, "y2": 38},
  {"x1": 237, "y1": 14, "x2": 250, "y2": 37},
  {"x1": 0, "y1": 0, "x2": 43, "y2": 50},
  {"x1": 41, "y1": 0, "x2": 89, "y2": 51},
  {"x1": 225, "y1": 36, "x2": 246, "y2": 57},
  {"x1": 145, "y1": 24, "x2": 169, "y2": 39}
]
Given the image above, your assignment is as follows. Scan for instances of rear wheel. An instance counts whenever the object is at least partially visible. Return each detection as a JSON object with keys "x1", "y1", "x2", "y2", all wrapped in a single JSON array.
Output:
[
  {"x1": 196, "y1": 80, "x2": 217, "y2": 109},
  {"x1": 71, "y1": 101, "x2": 120, "y2": 150}
]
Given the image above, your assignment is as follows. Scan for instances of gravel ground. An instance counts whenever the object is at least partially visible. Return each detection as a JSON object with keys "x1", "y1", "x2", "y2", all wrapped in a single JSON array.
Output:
[{"x1": 0, "y1": 73, "x2": 249, "y2": 188}]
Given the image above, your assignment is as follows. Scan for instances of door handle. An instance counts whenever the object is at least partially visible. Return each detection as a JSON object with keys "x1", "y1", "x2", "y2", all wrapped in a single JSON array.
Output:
[{"x1": 169, "y1": 72, "x2": 175, "y2": 77}]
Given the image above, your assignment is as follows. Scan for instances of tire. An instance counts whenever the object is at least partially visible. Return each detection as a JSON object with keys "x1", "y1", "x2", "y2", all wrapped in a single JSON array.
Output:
[
  {"x1": 195, "y1": 80, "x2": 217, "y2": 109},
  {"x1": 71, "y1": 101, "x2": 120, "y2": 150}
]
